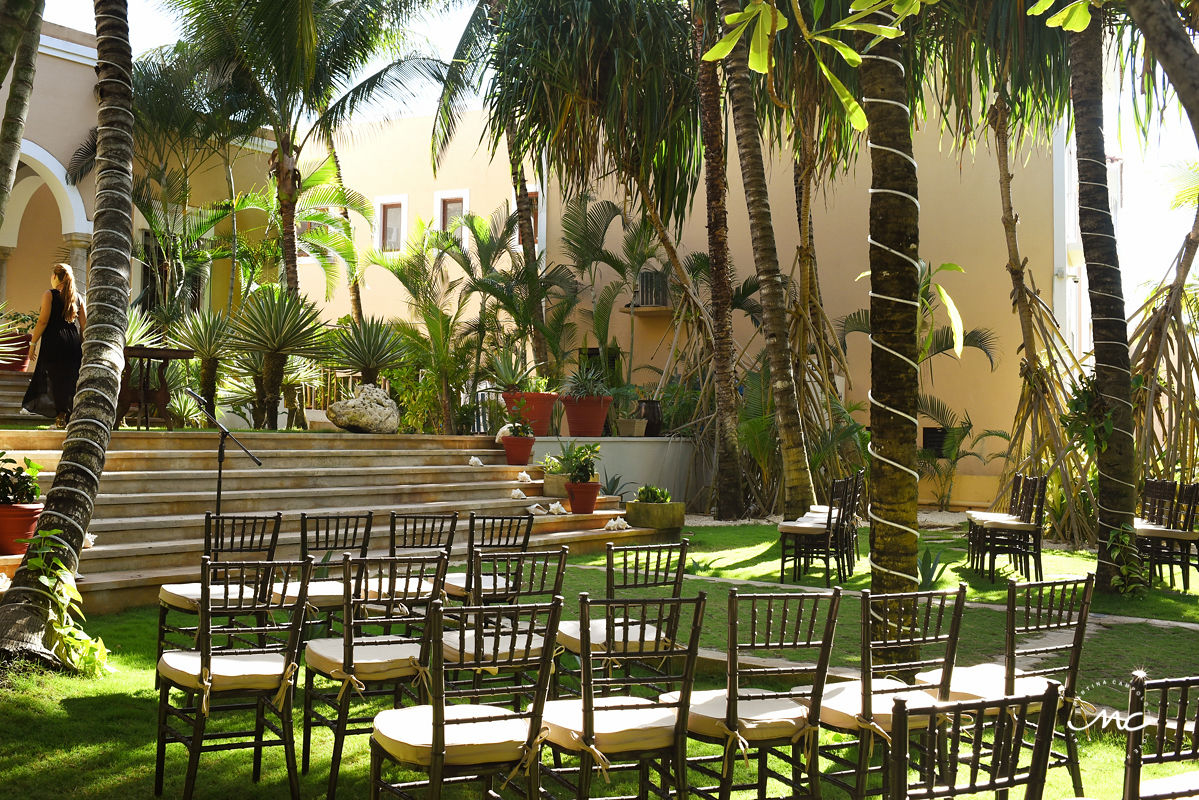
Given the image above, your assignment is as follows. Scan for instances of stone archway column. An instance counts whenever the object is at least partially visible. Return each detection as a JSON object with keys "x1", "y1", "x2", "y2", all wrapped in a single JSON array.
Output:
[
  {"x1": 0, "y1": 245, "x2": 13, "y2": 303},
  {"x1": 63, "y1": 233, "x2": 91, "y2": 294}
]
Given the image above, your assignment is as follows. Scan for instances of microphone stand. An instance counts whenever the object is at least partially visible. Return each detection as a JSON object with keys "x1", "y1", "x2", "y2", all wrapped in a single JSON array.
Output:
[{"x1": 184, "y1": 388, "x2": 262, "y2": 515}]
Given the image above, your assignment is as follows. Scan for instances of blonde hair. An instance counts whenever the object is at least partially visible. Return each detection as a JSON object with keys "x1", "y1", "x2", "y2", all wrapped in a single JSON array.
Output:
[{"x1": 52, "y1": 263, "x2": 79, "y2": 323}]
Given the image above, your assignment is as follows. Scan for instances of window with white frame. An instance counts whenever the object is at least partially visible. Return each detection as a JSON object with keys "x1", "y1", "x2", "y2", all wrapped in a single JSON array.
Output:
[
  {"x1": 433, "y1": 189, "x2": 469, "y2": 245},
  {"x1": 377, "y1": 195, "x2": 408, "y2": 251}
]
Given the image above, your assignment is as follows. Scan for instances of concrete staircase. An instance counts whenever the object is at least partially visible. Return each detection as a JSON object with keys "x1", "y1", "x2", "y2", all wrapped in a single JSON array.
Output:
[
  {"x1": 0, "y1": 371, "x2": 33, "y2": 426},
  {"x1": 2, "y1": 429, "x2": 661, "y2": 613}
]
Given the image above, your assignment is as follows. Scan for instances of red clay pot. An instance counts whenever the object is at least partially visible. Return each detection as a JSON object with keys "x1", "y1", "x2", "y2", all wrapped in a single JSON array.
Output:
[
  {"x1": 565, "y1": 481, "x2": 601, "y2": 515},
  {"x1": 502, "y1": 391, "x2": 558, "y2": 437},
  {"x1": 501, "y1": 435, "x2": 535, "y2": 466},
  {"x1": 0, "y1": 333, "x2": 31, "y2": 372},
  {"x1": 0, "y1": 503, "x2": 42, "y2": 555},
  {"x1": 559, "y1": 395, "x2": 612, "y2": 437}
]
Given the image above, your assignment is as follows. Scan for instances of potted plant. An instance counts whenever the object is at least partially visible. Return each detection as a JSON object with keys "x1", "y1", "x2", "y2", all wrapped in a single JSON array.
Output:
[
  {"x1": 489, "y1": 352, "x2": 558, "y2": 437},
  {"x1": 499, "y1": 412, "x2": 536, "y2": 466},
  {"x1": 613, "y1": 413, "x2": 647, "y2": 437},
  {"x1": 558, "y1": 365, "x2": 612, "y2": 437},
  {"x1": 561, "y1": 441, "x2": 602, "y2": 514},
  {"x1": 623, "y1": 485, "x2": 685, "y2": 534},
  {"x1": 0, "y1": 307, "x2": 37, "y2": 372},
  {"x1": 610, "y1": 383, "x2": 645, "y2": 436},
  {"x1": 0, "y1": 451, "x2": 43, "y2": 555}
]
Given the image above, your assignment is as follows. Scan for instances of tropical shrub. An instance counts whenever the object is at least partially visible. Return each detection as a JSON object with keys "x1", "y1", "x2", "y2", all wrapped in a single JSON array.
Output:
[
  {"x1": 171, "y1": 309, "x2": 231, "y2": 417},
  {"x1": 332, "y1": 316, "x2": 405, "y2": 385},
  {"x1": 636, "y1": 485, "x2": 671, "y2": 503}
]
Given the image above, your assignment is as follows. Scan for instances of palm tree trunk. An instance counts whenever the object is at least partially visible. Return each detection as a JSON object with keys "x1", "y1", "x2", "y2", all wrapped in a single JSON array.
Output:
[
  {"x1": 859, "y1": 22, "x2": 919, "y2": 595},
  {"x1": 508, "y1": 135, "x2": 549, "y2": 371},
  {"x1": 223, "y1": 154, "x2": 239, "y2": 315},
  {"x1": 697, "y1": 15, "x2": 742, "y2": 520},
  {"x1": 0, "y1": 0, "x2": 39, "y2": 92},
  {"x1": 328, "y1": 145, "x2": 363, "y2": 322},
  {"x1": 440, "y1": 372, "x2": 455, "y2": 434},
  {"x1": 274, "y1": 140, "x2": 301, "y2": 297},
  {"x1": 0, "y1": 0, "x2": 134, "y2": 667},
  {"x1": 0, "y1": 0, "x2": 42, "y2": 229},
  {"x1": 991, "y1": 100, "x2": 1038, "y2": 361},
  {"x1": 716, "y1": 0, "x2": 814, "y2": 518},
  {"x1": 1070, "y1": 22, "x2": 1139, "y2": 593},
  {"x1": 262, "y1": 353, "x2": 284, "y2": 430}
]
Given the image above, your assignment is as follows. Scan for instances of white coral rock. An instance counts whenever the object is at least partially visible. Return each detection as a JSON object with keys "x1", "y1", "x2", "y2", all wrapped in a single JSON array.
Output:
[
  {"x1": 516, "y1": 471, "x2": 533, "y2": 483},
  {"x1": 511, "y1": 488, "x2": 527, "y2": 500},
  {"x1": 468, "y1": 456, "x2": 485, "y2": 467},
  {"x1": 495, "y1": 424, "x2": 513, "y2": 444},
  {"x1": 0, "y1": 573, "x2": 10, "y2": 593},
  {"x1": 83, "y1": 533, "x2": 96, "y2": 549},
  {"x1": 326, "y1": 383, "x2": 400, "y2": 434}
]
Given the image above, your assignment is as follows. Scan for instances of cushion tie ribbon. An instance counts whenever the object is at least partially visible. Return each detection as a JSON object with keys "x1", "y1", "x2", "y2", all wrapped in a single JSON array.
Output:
[
  {"x1": 715, "y1": 720, "x2": 751, "y2": 770},
  {"x1": 272, "y1": 662, "x2": 299, "y2": 709},
  {"x1": 329, "y1": 668, "x2": 367, "y2": 703},
  {"x1": 501, "y1": 725, "x2": 551, "y2": 789},
  {"x1": 198, "y1": 666, "x2": 212, "y2": 717}
]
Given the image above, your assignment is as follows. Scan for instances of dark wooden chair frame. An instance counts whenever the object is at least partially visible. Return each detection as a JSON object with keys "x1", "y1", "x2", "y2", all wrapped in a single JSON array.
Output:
[
  {"x1": 819, "y1": 585, "x2": 967, "y2": 800},
  {"x1": 301, "y1": 552, "x2": 448, "y2": 800},
  {"x1": 974, "y1": 475, "x2": 1048, "y2": 582},
  {"x1": 445, "y1": 512, "x2": 535, "y2": 600},
  {"x1": 468, "y1": 546, "x2": 569, "y2": 605},
  {"x1": 156, "y1": 512, "x2": 283, "y2": 677},
  {"x1": 685, "y1": 587, "x2": 841, "y2": 800},
  {"x1": 779, "y1": 475, "x2": 857, "y2": 586},
  {"x1": 368, "y1": 598, "x2": 564, "y2": 800},
  {"x1": 541, "y1": 592, "x2": 707, "y2": 800},
  {"x1": 1137, "y1": 482, "x2": 1199, "y2": 591},
  {"x1": 888, "y1": 684, "x2": 1060, "y2": 800},
  {"x1": 388, "y1": 511, "x2": 459, "y2": 556},
  {"x1": 967, "y1": 473, "x2": 1024, "y2": 574},
  {"x1": 154, "y1": 556, "x2": 313, "y2": 800},
  {"x1": 1123, "y1": 671, "x2": 1199, "y2": 800}
]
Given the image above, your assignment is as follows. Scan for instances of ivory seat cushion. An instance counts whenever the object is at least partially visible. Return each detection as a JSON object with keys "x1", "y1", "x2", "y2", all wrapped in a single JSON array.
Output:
[
  {"x1": 157, "y1": 650, "x2": 286, "y2": 692},
  {"x1": 442, "y1": 629, "x2": 545, "y2": 662},
  {"x1": 372, "y1": 704, "x2": 530, "y2": 766},
  {"x1": 818, "y1": 678, "x2": 940, "y2": 731},
  {"x1": 542, "y1": 695, "x2": 677, "y2": 755},
  {"x1": 305, "y1": 637, "x2": 421, "y2": 681},
  {"x1": 159, "y1": 582, "x2": 260, "y2": 611},
  {"x1": 272, "y1": 579, "x2": 346, "y2": 607},
  {"x1": 778, "y1": 521, "x2": 829, "y2": 535},
  {"x1": 979, "y1": 518, "x2": 1038, "y2": 531},
  {"x1": 1134, "y1": 520, "x2": 1199, "y2": 542},
  {"x1": 442, "y1": 573, "x2": 509, "y2": 599},
  {"x1": 662, "y1": 687, "x2": 810, "y2": 742},
  {"x1": 555, "y1": 619, "x2": 664, "y2": 653},
  {"x1": 965, "y1": 510, "x2": 1019, "y2": 525},
  {"x1": 915, "y1": 663, "x2": 1058, "y2": 703},
  {"x1": 1140, "y1": 771, "x2": 1199, "y2": 799}
]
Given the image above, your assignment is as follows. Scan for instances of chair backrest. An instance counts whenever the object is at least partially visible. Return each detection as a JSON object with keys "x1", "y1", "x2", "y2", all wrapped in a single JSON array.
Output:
[
  {"x1": 833, "y1": 476, "x2": 860, "y2": 543},
  {"x1": 1140, "y1": 479, "x2": 1179, "y2": 527},
  {"x1": 1173, "y1": 483, "x2": 1199, "y2": 531},
  {"x1": 468, "y1": 512, "x2": 533, "y2": 552},
  {"x1": 859, "y1": 585, "x2": 967, "y2": 720},
  {"x1": 889, "y1": 684, "x2": 1060, "y2": 800},
  {"x1": 605, "y1": 539, "x2": 690, "y2": 599},
  {"x1": 1017, "y1": 475, "x2": 1049, "y2": 527},
  {"x1": 1125, "y1": 671, "x2": 1199, "y2": 800},
  {"x1": 470, "y1": 547, "x2": 568, "y2": 605},
  {"x1": 1005, "y1": 473, "x2": 1026, "y2": 515},
  {"x1": 578, "y1": 593, "x2": 706, "y2": 746},
  {"x1": 332, "y1": 552, "x2": 448, "y2": 677},
  {"x1": 1005, "y1": 574, "x2": 1095, "y2": 698},
  {"x1": 727, "y1": 588, "x2": 841, "y2": 727},
  {"x1": 814, "y1": 476, "x2": 851, "y2": 540},
  {"x1": 389, "y1": 512, "x2": 458, "y2": 555},
  {"x1": 203, "y1": 512, "x2": 282, "y2": 561},
  {"x1": 428, "y1": 597, "x2": 564, "y2": 760},
  {"x1": 198, "y1": 556, "x2": 313, "y2": 679},
  {"x1": 300, "y1": 512, "x2": 373, "y2": 560}
]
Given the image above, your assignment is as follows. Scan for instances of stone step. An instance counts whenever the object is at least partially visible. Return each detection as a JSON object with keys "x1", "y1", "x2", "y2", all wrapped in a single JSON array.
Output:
[
  {"x1": 0, "y1": 429, "x2": 500, "y2": 453},
  {"x1": 15, "y1": 448, "x2": 511, "y2": 472},
  {"x1": 36, "y1": 463, "x2": 544, "y2": 494},
  {"x1": 75, "y1": 520, "x2": 667, "y2": 615}
]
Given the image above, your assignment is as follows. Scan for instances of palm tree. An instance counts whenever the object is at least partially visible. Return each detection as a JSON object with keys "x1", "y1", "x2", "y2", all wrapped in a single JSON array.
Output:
[
  {"x1": 166, "y1": 0, "x2": 440, "y2": 296},
  {"x1": 0, "y1": 0, "x2": 135, "y2": 667},
  {"x1": 171, "y1": 309, "x2": 232, "y2": 417},
  {"x1": 1068, "y1": 18, "x2": 1138, "y2": 593},
  {"x1": 0, "y1": 0, "x2": 43, "y2": 230}
]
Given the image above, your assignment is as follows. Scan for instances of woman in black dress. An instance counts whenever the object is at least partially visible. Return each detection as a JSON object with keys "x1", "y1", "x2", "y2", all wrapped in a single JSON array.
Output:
[{"x1": 23, "y1": 263, "x2": 85, "y2": 427}]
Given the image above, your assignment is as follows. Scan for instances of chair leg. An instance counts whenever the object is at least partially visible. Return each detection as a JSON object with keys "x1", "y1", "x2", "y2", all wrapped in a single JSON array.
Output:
[
  {"x1": 154, "y1": 682, "x2": 169, "y2": 796},
  {"x1": 252, "y1": 695, "x2": 265, "y2": 782},
  {"x1": 757, "y1": 745, "x2": 769, "y2": 800},
  {"x1": 326, "y1": 684, "x2": 354, "y2": 800},
  {"x1": 181, "y1": 698, "x2": 208, "y2": 800},
  {"x1": 1064, "y1": 725, "x2": 1085, "y2": 796},
  {"x1": 638, "y1": 756, "x2": 651, "y2": 800},
  {"x1": 577, "y1": 747, "x2": 595, "y2": 800},
  {"x1": 369, "y1": 738, "x2": 383, "y2": 800},
  {"x1": 302, "y1": 668, "x2": 314, "y2": 774},
  {"x1": 280, "y1": 695, "x2": 302, "y2": 800}
]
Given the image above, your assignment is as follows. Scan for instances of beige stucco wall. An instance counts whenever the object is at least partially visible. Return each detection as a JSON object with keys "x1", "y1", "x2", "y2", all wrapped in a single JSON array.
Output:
[{"x1": 7, "y1": 186, "x2": 63, "y2": 311}]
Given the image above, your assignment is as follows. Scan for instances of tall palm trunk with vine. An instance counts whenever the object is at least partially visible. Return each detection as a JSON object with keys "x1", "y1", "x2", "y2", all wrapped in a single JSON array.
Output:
[
  {"x1": 717, "y1": 0, "x2": 815, "y2": 518},
  {"x1": 273, "y1": 140, "x2": 301, "y2": 297},
  {"x1": 697, "y1": 15, "x2": 742, "y2": 519},
  {"x1": 222, "y1": 152, "x2": 240, "y2": 314},
  {"x1": 859, "y1": 23, "x2": 919, "y2": 596},
  {"x1": 0, "y1": 0, "x2": 134, "y2": 667},
  {"x1": 0, "y1": 0, "x2": 43, "y2": 228},
  {"x1": 508, "y1": 132, "x2": 548, "y2": 371},
  {"x1": 1069, "y1": 22, "x2": 1138, "y2": 593}
]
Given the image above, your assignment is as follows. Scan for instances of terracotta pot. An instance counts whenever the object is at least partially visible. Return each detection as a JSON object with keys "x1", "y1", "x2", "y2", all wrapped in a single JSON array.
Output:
[
  {"x1": 544, "y1": 472, "x2": 597, "y2": 497},
  {"x1": 624, "y1": 500, "x2": 686, "y2": 533},
  {"x1": 0, "y1": 333, "x2": 31, "y2": 372},
  {"x1": 0, "y1": 503, "x2": 42, "y2": 555},
  {"x1": 501, "y1": 435, "x2": 535, "y2": 466},
  {"x1": 560, "y1": 395, "x2": 612, "y2": 437},
  {"x1": 502, "y1": 391, "x2": 559, "y2": 437},
  {"x1": 565, "y1": 481, "x2": 602, "y2": 515}
]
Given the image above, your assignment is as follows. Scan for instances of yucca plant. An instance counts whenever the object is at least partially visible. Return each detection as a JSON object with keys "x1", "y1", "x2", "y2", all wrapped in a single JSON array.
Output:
[
  {"x1": 170, "y1": 309, "x2": 231, "y2": 417},
  {"x1": 332, "y1": 316, "x2": 405, "y2": 386},
  {"x1": 230, "y1": 287, "x2": 328, "y2": 429}
]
